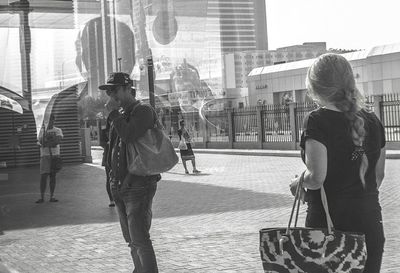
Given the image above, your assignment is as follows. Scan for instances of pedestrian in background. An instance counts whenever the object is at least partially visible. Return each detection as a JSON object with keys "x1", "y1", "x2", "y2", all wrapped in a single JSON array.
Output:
[
  {"x1": 99, "y1": 115, "x2": 115, "y2": 207},
  {"x1": 178, "y1": 119, "x2": 200, "y2": 175},
  {"x1": 36, "y1": 114, "x2": 64, "y2": 203},
  {"x1": 290, "y1": 53, "x2": 386, "y2": 273},
  {"x1": 100, "y1": 72, "x2": 160, "y2": 273}
]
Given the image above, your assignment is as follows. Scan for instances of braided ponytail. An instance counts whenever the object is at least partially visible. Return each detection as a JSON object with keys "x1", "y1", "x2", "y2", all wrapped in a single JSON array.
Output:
[
  {"x1": 306, "y1": 53, "x2": 368, "y2": 188},
  {"x1": 335, "y1": 92, "x2": 368, "y2": 188}
]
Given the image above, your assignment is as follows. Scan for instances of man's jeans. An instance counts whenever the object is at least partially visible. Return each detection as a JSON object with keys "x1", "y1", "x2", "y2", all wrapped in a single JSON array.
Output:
[{"x1": 111, "y1": 175, "x2": 158, "y2": 273}]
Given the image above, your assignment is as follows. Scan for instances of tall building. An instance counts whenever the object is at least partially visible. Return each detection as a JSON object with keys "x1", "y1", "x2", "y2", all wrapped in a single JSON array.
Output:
[
  {"x1": 207, "y1": 0, "x2": 268, "y2": 53},
  {"x1": 121, "y1": 0, "x2": 269, "y2": 110},
  {"x1": 143, "y1": 0, "x2": 267, "y2": 53}
]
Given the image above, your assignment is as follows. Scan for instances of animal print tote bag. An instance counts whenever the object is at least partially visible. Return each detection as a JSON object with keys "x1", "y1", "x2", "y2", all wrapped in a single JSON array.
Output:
[{"x1": 259, "y1": 172, "x2": 367, "y2": 273}]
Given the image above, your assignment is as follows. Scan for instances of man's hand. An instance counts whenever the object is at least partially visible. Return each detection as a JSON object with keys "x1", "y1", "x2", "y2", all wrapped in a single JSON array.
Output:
[{"x1": 105, "y1": 97, "x2": 120, "y2": 112}]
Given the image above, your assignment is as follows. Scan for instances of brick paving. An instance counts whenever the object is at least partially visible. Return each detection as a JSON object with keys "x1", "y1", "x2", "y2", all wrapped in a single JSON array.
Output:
[{"x1": 0, "y1": 150, "x2": 399, "y2": 272}]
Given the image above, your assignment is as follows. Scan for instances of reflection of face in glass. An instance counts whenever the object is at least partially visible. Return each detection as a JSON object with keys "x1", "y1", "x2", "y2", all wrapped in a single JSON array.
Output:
[{"x1": 76, "y1": 17, "x2": 135, "y2": 80}]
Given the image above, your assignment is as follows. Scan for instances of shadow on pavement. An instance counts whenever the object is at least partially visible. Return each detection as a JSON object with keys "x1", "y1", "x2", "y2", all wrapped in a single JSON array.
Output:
[
  {"x1": 154, "y1": 180, "x2": 292, "y2": 218},
  {"x1": 0, "y1": 164, "x2": 119, "y2": 231},
  {"x1": 0, "y1": 164, "x2": 293, "y2": 231}
]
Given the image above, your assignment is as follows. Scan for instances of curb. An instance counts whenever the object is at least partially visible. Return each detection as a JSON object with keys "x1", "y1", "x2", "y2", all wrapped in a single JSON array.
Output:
[
  {"x1": 178, "y1": 149, "x2": 301, "y2": 157},
  {"x1": 91, "y1": 146, "x2": 400, "y2": 159}
]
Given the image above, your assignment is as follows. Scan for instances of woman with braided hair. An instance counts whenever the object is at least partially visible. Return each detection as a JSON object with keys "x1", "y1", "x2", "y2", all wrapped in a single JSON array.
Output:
[{"x1": 290, "y1": 53, "x2": 386, "y2": 272}]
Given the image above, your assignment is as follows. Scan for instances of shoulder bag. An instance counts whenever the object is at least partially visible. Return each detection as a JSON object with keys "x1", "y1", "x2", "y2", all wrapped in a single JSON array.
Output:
[
  {"x1": 259, "y1": 172, "x2": 367, "y2": 273},
  {"x1": 126, "y1": 103, "x2": 179, "y2": 176},
  {"x1": 48, "y1": 146, "x2": 62, "y2": 173},
  {"x1": 43, "y1": 127, "x2": 62, "y2": 173},
  {"x1": 178, "y1": 139, "x2": 187, "y2": 150}
]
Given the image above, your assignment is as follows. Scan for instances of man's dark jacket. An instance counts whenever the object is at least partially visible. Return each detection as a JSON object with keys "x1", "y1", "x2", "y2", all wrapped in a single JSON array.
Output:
[{"x1": 107, "y1": 101, "x2": 160, "y2": 184}]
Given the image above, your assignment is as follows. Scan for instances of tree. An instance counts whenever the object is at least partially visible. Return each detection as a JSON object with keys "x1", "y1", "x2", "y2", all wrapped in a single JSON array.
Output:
[{"x1": 78, "y1": 94, "x2": 109, "y2": 121}]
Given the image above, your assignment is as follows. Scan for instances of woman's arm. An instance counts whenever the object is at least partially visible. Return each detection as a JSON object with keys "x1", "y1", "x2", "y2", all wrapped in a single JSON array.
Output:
[
  {"x1": 302, "y1": 138, "x2": 327, "y2": 190},
  {"x1": 376, "y1": 147, "x2": 386, "y2": 189},
  {"x1": 291, "y1": 138, "x2": 327, "y2": 193}
]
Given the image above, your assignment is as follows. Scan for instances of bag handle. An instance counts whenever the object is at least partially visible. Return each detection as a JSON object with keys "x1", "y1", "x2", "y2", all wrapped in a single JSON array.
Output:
[
  {"x1": 278, "y1": 172, "x2": 336, "y2": 255},
  {"x1": 130, "y1": 102, "x2": 164, "y2": 130},
  {"x1": 285, "y1": 171, "x2": 334, "y2": 236},
  {"x1": 320, "y1": 185, "x2": 334, "y2": 233}
]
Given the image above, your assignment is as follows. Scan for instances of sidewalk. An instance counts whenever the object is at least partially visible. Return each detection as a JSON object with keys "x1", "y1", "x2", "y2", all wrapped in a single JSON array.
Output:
[
  {"x1": 0, "y1": 151, "x2": 399, "y2": 272},
  {"x1": 93, "y1": 146, "x2": 400, "y2": 159}
]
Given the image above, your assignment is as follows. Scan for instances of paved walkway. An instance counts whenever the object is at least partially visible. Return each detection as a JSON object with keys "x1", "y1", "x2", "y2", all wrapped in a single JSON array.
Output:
[
  {"x1": 0, "y1": 151, "x2": 399, "y2": 272},
  {"x1": 93, "y1": 146, "x2": 400, "y2": 159}
]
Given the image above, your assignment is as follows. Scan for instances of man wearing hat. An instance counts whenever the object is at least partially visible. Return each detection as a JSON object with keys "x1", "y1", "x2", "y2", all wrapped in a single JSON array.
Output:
[{"x1": 100, "y1": 72, "x2": 160, "y2": 273}]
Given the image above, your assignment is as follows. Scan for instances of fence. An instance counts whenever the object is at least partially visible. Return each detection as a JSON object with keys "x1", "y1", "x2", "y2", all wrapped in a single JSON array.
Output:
[
  {"x1": 294, "y1": 102, "x2": 318, "y2": 142},
  {"x1": 380, "y1": 94, "x2": 400, "y2": 142},
  {"x1": 205, "y1": 110, "x2": 229, "y2": 142},
  {"x1": 183, "y1": 93, "x2": 400, "y2": 150},
  {"x1": 85, "y1": 94, "x2": 400, "y2": 150},
  {"x1": 233, "y1": 107, "x2": 258, "y2": 142},
  {"x1": 261, "y1": 104, "x2": 292, "y2": 143}
]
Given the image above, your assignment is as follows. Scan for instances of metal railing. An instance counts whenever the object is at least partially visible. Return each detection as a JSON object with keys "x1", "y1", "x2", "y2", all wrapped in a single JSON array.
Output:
[
  {"x1": 365, "y1": 95, "x2": 374, "y2": 112},
  {"x1": 232, "y1": 107, "x2": 258, "y2": 142},
  {"x1": 181, "y1": 111, "x2": 202, "y2": 142},
  {"x1": 380, "y1": 94, "x2": 400, "y2": 142},
  {"x1": 83, "y1": 93, "x2": 400, "y2": 148},
  {"x1": 261, "y1": 104, "x2": 292, "y2": 142},
  {"x1": 205, "y1": 110, "x2": 229, "y2": 142},
  {"x1": 294, "y1": 102, "x2": 318, "y2": 142}
]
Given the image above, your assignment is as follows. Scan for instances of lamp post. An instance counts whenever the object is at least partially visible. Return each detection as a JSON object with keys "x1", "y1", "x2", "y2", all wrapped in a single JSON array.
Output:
[{"x1": 147, "y1": 49, "x2": 155, "y2": 108}]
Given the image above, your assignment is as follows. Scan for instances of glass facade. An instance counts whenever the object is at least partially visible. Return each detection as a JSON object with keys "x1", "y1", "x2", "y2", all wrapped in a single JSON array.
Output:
[{"x1": 0, "y1": 0, "x2": 268, "y2": 165}]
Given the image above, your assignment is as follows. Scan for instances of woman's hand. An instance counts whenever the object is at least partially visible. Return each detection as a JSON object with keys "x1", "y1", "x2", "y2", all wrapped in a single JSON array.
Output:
[
  {"x1": 289, "y1": 176, "x2": 300, "y2": 197},
  {"x1": 290, "y1": 175, "x2": 306, "y2": 203}
]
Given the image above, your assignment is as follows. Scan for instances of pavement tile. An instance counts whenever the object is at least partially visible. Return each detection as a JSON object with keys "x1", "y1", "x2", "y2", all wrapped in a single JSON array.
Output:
[{"x1": 0, "y1": 151, "x2": 399, "y2": 272}]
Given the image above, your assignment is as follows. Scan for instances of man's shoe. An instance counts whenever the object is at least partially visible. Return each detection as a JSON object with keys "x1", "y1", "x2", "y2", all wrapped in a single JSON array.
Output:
[
  {"x1": 49, "y1": 198, "x2": 58, "y2": 202},
  {"x1": 193, "y1": 169, "x2": 201, "y2": 174},
  {"x1": 35, "y1": 199, "x2": 44, "y2": 204}
]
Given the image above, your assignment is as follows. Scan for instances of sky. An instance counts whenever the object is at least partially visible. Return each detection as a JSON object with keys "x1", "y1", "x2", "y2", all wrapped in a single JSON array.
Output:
[{"x1": 265, "y1": 0, "x2": 400, "y2": 50}]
